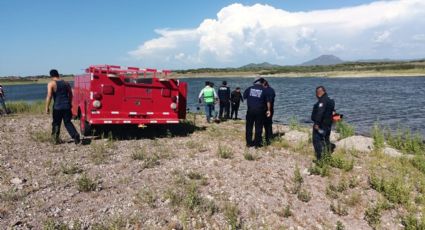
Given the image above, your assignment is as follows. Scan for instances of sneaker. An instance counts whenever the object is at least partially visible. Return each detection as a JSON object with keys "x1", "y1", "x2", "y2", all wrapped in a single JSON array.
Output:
[{"x1": 74, "y1": 134, "x2": 81, "y2": 145}]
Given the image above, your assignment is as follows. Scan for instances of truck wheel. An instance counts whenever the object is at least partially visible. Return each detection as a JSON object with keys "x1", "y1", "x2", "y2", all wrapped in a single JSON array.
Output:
[{"x1": 80, "y1": 117, "x2": 92, "y2": 136}]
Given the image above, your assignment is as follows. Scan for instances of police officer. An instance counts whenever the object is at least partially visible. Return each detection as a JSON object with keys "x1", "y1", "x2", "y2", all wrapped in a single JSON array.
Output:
[
  {"x1": 218, "y1": 80, "x2": 231, "y2": 120},
  {"x1": 263, "y1": 80, "x2": 276, "y2": 145},
  {"x1": 311, "y1": 86, "x2": 335, "y2": 160},
  {"x1": 198, "y1": 81, "x2": 218, "y2": 123},
  {"x1": 243, "y1": 77, "x2": 272, "y2": 148},
  {"x1": 230, "y1": 87, "x2": 243, "y2": 120},
  {"x1": 0, "y1": 84, "x2": 7, "y2": 115}
]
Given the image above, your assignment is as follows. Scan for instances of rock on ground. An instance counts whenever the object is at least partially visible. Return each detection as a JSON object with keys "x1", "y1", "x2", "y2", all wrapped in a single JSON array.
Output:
[
  {"x1": 283, "y1": 130, "x2": 309, "y2": 143},
  {"x1": 335, "y1": 135, "x2": 374, "y2": 153}
]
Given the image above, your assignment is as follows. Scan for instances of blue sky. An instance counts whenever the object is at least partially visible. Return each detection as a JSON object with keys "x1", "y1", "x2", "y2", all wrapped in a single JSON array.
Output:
[{"x1": 1, "y1": 0, "x2": 424, "y2": 76}]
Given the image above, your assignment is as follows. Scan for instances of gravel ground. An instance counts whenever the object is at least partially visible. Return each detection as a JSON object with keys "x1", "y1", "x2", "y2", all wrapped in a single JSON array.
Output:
[{"x1": 0, "y1": 114, "x2": 402, "y2": 229}]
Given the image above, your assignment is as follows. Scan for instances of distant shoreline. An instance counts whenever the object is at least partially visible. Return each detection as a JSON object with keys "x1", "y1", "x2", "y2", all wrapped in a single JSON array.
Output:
[{"x1": 1, "y1": 70, "x2": 424, "y2": 85}]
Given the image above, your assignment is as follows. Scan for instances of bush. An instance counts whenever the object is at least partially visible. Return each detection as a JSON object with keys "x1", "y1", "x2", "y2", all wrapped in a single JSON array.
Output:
[
  {"x1": 368, "y1": 175, "x2": 410, "y2": 205},
  {"x1": 218, "y1": 144, "x2": 233, "y2": 159},
  {"x1": 386, "y1": 127, "x2": 424, "y2": 154},
  {"x1": 402, "y1": 214, "x2": 425, "y2": 230},
  {"x1": 364, "y1": 204, "x2": 382, "y2": 228},
  {"x1": 223, "y1": 202, "x2": 241, "y2": 230},
  {"x1": 336, "y1": 121, "x2": 355, "y2": 139},
  {"x1": 371, "y1": 123, "x2": 385, "y2": 150},
  {"x1": 297, "y1": 189, "x2": 312, "y2": 202},
  {"x1": 6, "y1": 100, "x2": 45, "y2": 114},
  {"x1": 76, "y1": 174, "x2": 97, "y2": 192}
]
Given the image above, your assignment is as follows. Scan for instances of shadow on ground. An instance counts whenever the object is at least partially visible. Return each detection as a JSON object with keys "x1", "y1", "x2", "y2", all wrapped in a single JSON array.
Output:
[{"x1": 83, "y1": 121, "x2": 206, "y2": 141}]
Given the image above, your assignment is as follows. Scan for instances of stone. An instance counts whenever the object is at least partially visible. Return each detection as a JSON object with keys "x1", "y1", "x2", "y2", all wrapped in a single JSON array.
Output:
[
  {"x1": 284, "y1": 130, "x2": 309, "y2": 143},
  {"x1": 335, "y1": 136, "x2": 374, "y2": 153},
  {"x1": 10, "y1": 178, "x2": 23, "y2": 185},
  {"x1": 383, "y1": 147, "x2": 403, "y2": 157}
]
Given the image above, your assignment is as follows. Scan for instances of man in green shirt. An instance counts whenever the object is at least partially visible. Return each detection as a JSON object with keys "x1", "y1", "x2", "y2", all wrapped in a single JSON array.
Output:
[{"x1": 198, "y1": 81, "x2": 218, "y2": 123}]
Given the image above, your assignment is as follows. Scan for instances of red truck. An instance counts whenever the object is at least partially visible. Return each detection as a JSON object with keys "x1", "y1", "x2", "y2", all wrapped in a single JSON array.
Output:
[{"x1": 72, "y1": 65, "x2": 187, "y2": 136}]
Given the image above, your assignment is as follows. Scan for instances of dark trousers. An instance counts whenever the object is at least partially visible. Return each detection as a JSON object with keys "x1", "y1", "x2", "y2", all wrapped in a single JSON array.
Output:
[
  {"x1": 230, "y1": 102, "x2": 240, "y2": 119},
  {"x1": 312, "y1": 126, "x2": 332, "y2": 160},
  {"x1": 264, "y1": 112, "x2": 273, "y2": 144},
  {"x1": 52, "y1": 109, "x2": 79, "y2": 141},
  {"x1": 246, "y1": 109, "x2": 265, "y2": 147},
  {"x1": 219, "y1": 101, "x2": 230, "y2": 119}
]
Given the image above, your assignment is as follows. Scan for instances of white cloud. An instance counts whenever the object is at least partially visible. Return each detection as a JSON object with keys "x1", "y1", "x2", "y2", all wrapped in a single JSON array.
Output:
[{"x1": 129, "y1": 0, "x2": 425, "y2": 68}]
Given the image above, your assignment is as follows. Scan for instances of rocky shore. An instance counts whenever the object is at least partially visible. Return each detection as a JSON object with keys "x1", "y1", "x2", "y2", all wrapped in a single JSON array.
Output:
[{"x1": 0, "y1": 113, "x2": 420, "y2": 229}]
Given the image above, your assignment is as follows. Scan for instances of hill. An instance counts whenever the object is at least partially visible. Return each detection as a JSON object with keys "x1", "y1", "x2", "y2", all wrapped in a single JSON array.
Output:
[
  {"x1": 300, "y1": 54, "x2": 345, "y2": 66},
  {"x1": 240, "y1": 62, "x2": 282, "y2": 69}
]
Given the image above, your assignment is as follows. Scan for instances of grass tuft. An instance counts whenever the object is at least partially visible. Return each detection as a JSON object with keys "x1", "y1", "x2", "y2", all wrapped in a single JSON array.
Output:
[
  {"x1": 76, "y1": 174, "x2": 97, "y2": 192},
  {"x1": 217, "y1": 144, "x2": 233, "y2": 159},
  {"x1": 336, "y1": 121, "x2": 355, "y2": 139}
]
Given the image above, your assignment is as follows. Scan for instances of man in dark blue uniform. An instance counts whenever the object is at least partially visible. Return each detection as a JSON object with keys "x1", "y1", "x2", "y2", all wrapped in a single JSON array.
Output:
[
  {"x1": 218, "y1": 81, "x2": 231, "y2": 120},
  {"x1": 243, "y1": 78, "x2": 272, "y2": 148},
  {"x1": 263, "y1": 80, "x2": 276, "y2": 145},
  {"x1": 311, "y1": 86, "x2": 335, "y2": 160}
]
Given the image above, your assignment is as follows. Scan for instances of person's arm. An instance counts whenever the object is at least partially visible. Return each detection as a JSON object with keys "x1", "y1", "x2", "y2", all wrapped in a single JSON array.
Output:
[
  {"x1": 312, "y1": 101, "x2": 327, "y2": 129},
  {"x1": 243, "y1": 88, "x2": 249, "y2": 100},
  {"x1": 266, "y1": 101, "x2": 271, "y2": 117},
  {"x1": 45, "y1": 81, "x2": 54, "y2": 114},
  {"x1": 213, "y1": 89, "x2": 219, "y2": 103},
  {"x1": 239, "y1": 92, "x2": 244, "y2": 102},
  {"x1": 198, "y1": 89, "x2": 204, "y2": 103}
]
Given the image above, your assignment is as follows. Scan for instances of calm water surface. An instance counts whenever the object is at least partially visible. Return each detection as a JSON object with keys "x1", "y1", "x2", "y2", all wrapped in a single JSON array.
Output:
[{"x1": 3, "y1": 76, "x2": 425, "y2": 136}]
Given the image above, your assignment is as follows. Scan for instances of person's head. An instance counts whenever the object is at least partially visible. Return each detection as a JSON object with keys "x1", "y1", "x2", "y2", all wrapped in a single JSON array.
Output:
[
  {"x1": 316, "y1": 86, "x2": 327, "y2": 98},
  {"x1": 264, "y1": 80, "x2": 270, "y2": 87},
  {"x1": 235, "y1": 87, "x2": 240, "y2": 92},
  {"x1": 222, "y1": 80, "x2": 227, "y2": 86},
  {"x1": 50, "y1": 69, "x2": 60, "y2": 78},
  {"x1": 253, "y1": 77, "x2": 266, "y2": 85},
  {"x1": 205, "y1": 81, "x2": 210, "y2": 86}
]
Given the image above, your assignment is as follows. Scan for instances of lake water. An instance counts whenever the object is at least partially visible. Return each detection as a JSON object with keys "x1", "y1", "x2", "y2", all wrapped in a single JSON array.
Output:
[{"x1": 2, "y1": 76, "x2": 425, "y2": 136}]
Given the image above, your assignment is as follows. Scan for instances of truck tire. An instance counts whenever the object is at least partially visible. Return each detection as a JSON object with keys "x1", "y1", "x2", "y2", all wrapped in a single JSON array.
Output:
[{"x1": 80, "y1": 117, "x2": 92, "y2": 136}]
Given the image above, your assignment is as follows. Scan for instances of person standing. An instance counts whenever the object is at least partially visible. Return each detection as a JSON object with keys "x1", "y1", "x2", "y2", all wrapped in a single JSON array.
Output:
[
  {"x1": 243, "y1": 78, "x2": 272, "y2": 148},
  {"x1": 230, "y1": 87, "x2": 243, "y2": 120},
  {"x1": 263, "y1": 81, "x2": 276, "y2": 145},
  {"x1": 218, "y1": 80, "x2": 231, "y2": 120},
  {"x1": 0, "y1": 84, "x2": 8, "y2": 115},
  {"x1": 45, "y1": 69, "x2": 80, "y2": 144},
  {"x1": 198, "y1": 81, "x2": 218, "y2": 123},
  {"x1": 311, "y1": 86, "x2": 335, "y2": 160}
]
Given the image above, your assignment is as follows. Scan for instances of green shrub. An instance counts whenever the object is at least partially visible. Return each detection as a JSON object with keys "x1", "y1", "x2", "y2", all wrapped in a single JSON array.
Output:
[
  {"x1": 402, "y1": 213, "x2": 425, "y2": 230},
  {"x1": 336, "y1": 121, "x2": 355, "y2": 139},
  {"x1": 386, "y1": 128, "x2": 425, "y2": 154},
  {"x1": 336, "y1": 221, "x2": 345, "y2": 230},
  {"x1": 330, "y1": 201, "x2": 348, "y2": 216},
  {"x1": 135, "y1": 187, "x2": 157, "y2": 208},
  {"x1": 371, "y1": 123, "x2": 385, "y2": 150},
  {"x1": 218, "y1": 144, "x2": 233, "y2": 159},
  {"x1": 368, "y1": 175, "x2": 410, "y2": 205},
  {"x1": 61, "y1": 163, "x2": 83, "y2": 175},
  {"x1": 364, "y1": 203, "x2": 382, "y2": 228},
  {"x1": 297, "y1": 189, "x2": 312, "y2": 202},
  {"x1": 289, "y1": 116, "x2": 301, "y2": 131},
  {"x1": 6, "y1": 100, "x2": 45, "y2": 114},
  {"x1": 411, "y1": 155, "x2": 425, "y2": 174},
  {"x1": 223, "y1": 202, "x2": 241, "y2": 230},
  {"x1": 76, "y1": 174, "x2": 97, "y2": 192}
]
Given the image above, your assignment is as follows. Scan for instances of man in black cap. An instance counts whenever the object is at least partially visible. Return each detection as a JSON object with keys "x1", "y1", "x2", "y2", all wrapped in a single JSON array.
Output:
[
  {"x1": 311, "y1": 86, "x2": 335, "y2": 160},
  {"x1": 218, "y1": 80, "x2": 231, "y2": 120},
  {"x1": 243, "y1": 77, "x2": 272, "y2": 148}
]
